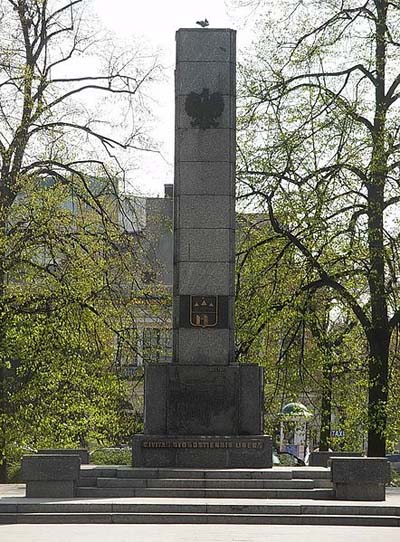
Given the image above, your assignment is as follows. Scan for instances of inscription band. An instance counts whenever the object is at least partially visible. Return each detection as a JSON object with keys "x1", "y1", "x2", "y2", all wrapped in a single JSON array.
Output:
[{"x1": 142, "y1": 440, "x2": 263, "y2": 449}]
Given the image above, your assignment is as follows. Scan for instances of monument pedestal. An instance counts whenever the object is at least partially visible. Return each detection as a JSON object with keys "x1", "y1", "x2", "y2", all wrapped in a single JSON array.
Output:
[
  {"x1": 132, "y1": 364, "x2": 272, "y2": 468},
  {"x1": 132, "y1": 434, "x2": 272, "y2": 469}
]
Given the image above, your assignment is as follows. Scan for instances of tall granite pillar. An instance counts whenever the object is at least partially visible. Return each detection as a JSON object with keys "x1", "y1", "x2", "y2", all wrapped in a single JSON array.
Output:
[
  {"x1": 173, "y1": 28, "x2": 235, "y2": 366},
  {"x1": 132, "y1": 29, "x2": 272, "y2": 468}
]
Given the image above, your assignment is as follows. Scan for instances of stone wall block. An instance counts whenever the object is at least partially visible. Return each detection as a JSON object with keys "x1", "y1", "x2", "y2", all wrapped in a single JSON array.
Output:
[
  {"x1": 144, "y1": 364, "x2": 168, "y2": 435},
  {"x1": 176, "y1": 328, "x2": 232, "y2": 364},
  {"x1": 178, "y1": 228, "x2": 233, "y2": 262},
  {"x1": 22, "y1": 454, "x2": 81, "y2": 498},
  {"x1": 178, "y1": 129, "x2": 235, "y2": 162},
  {"x1": 331, "y1": 457, "x2": 391, "y2": 501},
  {"x1": 38, "y1": 449, "x2": 89, "y2": 464},
  {"x1": 177, "y1": 162, "x2": 234, "y2": 195},
  {"x1": 176, "y1": 62, "x2": 235, "y2": 96},
  {"x1": 239, "y1": 365, "x2": 264, "y2": 435},
  {"x1": 177, "y1": 261, "x2": 233, "y2": 294},
  {"x1": 22, "y1": 454, "x2": 81, "y2": 481},
  {"x1": 178, "y1": 195, "x2": 234, "y2": 229},
  {"x1": 176, "y1": 29, "x2": 236, "y2": 63}
]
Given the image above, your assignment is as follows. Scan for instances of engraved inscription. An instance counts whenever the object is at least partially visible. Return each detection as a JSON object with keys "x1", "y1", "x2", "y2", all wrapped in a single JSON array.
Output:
[
  {"x1": 169, "y1": 384, "x2": 229, "y2": 430},
  {"x1": 167, "y1": 368, "x2": 239, "y2": 435},
  {"x1": 142, "y1": 440, "x2": 263, "y2": 449}
]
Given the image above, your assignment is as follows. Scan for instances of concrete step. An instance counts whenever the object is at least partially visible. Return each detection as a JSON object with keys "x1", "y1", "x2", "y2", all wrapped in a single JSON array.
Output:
[
  {"x1": 93, "y1": 477, "x2": 321, "y2": 489},
  {"x1": 291, "y1": 469, "x2": 331, "y2": 480},
  {"x1": 80, "y1": 466, "x2": 330, "y2": 481},
  {"x1": 1, "y1": 512, "x2": 399, "y2": 526},
  {"x1": 84, "y1": 468, "x2": 294, "y2": 480},
  {"x1": 76, "y1": 487, "x2": 335, "y2": 499},
  {"x1": 2, "y1": 502, "x2": 399, "y2": 516}
]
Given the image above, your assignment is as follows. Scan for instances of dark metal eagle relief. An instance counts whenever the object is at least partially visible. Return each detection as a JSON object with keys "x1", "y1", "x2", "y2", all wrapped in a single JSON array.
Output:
[
  {"x1": 190, "y1": 296, "x2": 218, "y2": 328},
  {"x1": 185, "y1": 88, "x2": 224, "y2": 130}
]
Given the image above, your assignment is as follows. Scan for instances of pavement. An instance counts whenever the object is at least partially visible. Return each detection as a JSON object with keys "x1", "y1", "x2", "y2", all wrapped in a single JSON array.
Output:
[
  {"x1": 1, "y1": 484, "x2": 399, "y2": 541},
  {"x1": 1, "y1": 524, "x2": 400, "y2": 542}
]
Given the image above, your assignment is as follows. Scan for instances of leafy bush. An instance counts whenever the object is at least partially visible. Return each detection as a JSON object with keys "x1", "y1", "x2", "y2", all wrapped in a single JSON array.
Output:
[{"x1": 90, "y1": 447, "x2": 131, "y2": 465}]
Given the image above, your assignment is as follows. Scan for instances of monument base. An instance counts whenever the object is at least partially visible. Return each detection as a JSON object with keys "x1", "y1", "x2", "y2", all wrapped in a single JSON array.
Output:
[
  {"x1": 132, "y1": 434, "x2": 273, "y2": 469},
  {"x1": 144, "y1": 363, "x2": 264, "y2": 436}
]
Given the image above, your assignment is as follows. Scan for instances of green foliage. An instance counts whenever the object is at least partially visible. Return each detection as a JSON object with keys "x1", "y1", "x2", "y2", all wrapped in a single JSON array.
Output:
[
  {"x1": 236, "y1": 215, "x2": 370, "y2": 450},
  {"x1": 236, "y1": 0, "x2": 400, "y2": 455},
  {"x1": 90, "y1": 448, "x2": 132, "y2": 466},
  {"x1": 389, "y1": 467, "x2": 400, "y2": 487},
  {"x1": 0, "y1": 174, "x2": 154, "y2": 479},
  {"x1": 0, "y1": 1, "x2": 160, "y2": 481}
]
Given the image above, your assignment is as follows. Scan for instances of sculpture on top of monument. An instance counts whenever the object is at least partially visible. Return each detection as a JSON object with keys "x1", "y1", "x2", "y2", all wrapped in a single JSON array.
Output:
[{"x1": 196, "y1": 18, "x2": 209, "y2": 27}]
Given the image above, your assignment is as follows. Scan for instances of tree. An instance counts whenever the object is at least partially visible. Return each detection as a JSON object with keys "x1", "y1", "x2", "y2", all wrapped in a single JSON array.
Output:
[
  {"x1": 0, "y1": 0, "x2": 159, "y2": 481},
  {"x1": 238, "y1": 0, "x2": 400, "y2": 455},
  {"x1": 235, "y1": 213, "x2": 368, "y2": 452}
]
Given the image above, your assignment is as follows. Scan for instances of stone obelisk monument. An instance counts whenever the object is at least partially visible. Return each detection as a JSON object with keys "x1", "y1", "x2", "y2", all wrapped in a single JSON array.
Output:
[{"x1": 133, "y1": 28, "x2": 272, "y2": 468}]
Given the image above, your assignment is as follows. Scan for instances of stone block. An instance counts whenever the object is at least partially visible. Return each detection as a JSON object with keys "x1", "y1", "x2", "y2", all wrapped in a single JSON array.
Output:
[
  {"x1": 176, "y1": 95, "x2": 235, "y2": 130},
  {"x1": 176, "y1": 62, "x2": 235, "y2": 96},
  {"x1": 175, "y1": 328, "x2": 232, "y2": 365},
  {"x1": 177, "y1": 29, "x2": 236, "y2": 63},
  {"x1": 334, "y1": 482, "x2": 386, "y2": 501},
  {"x1": 177, "y1": 129, "x2": 235, "y2": 162},
  {"x1": 167, "y1": 365, "x2": 239, "y2": 435},
  {"x1": 143, "y1": 364, "x2": 263, "y2": 438},
  {"x1": 25, "y1": 480, "x2": 76, "y2": 498},
  {"x1": 239, "y1": 364, "x2": 264, "y2": 435},
  {"x1": 38, "y1": 448, "x2": 89, "y2": 464},
  {"x1": 178, "y1": 228, "x2": 234, "y2": 263},
  {"x1": 177, "y1": 195, "x2": 234, "y2": 230},
  {"x1": 22, "y1": 454, "x2": 81, "y2": 481},
  {"x1": 177, "y1": 162, "x2": 234, "y2": 196},
  {"x1": 331, "y1": 457, "x2": 391, "y2": 501},
  {"x1": 177, "y1": 261, "x2": 233, "y2": 295},
  {"x1": 22, "y1": 454, "x2": 81, "y2": 498},
  {"x1": 229, "y1": 437, "x2": 273, "y2": 469},
  {"x1": 309, "y1": 451, "x2": 363, "y2": 467},
  {"x1": 132, "y1": 435, "x2": 272, "y2": 468},
  {"x1": 331, "y1": 457, "x2": 391, "y2": 483},
  {"x1": 143, "y1": 364, "x2": 168, "y2": 435}
]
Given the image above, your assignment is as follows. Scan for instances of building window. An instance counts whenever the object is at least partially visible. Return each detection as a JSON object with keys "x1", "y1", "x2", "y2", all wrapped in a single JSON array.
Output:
[{"x1": 142, "y1": 328, "x2": 172, "y2": 363}]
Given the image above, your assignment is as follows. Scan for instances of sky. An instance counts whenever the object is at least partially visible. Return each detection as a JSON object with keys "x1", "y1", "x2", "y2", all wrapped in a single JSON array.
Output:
[{"x1": 91, "y1": 0, "x2": 259, "y2": 196}]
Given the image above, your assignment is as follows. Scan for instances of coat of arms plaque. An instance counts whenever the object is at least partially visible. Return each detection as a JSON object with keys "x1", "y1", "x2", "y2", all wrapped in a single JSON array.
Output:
[{"x1": 190, "y1": 296, "x2": 218, "y2": 328}]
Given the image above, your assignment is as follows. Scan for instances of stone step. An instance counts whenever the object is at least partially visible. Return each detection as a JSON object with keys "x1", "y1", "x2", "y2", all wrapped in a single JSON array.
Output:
[
  {"x1": 0, "y1": 512, "x2": 399, "y2": 526},
  {"x1": 80, "y1": 466, "x2": 330, "y2": 480},
  {"x1": 93, "y1": 477, "x2": 321, "y2": 489},
  {"x1": 76, "y1": 487, "x2": 335, "y2": 499},
  {"x1": 79, "y1": 477, "x2": 97, "y2": 487},
  {"x1": 291, "y1": 469, "x2": 331, "y2": 480},
  {"x1": 2, "y1": 502, "x2": 399, "y2": 516}
]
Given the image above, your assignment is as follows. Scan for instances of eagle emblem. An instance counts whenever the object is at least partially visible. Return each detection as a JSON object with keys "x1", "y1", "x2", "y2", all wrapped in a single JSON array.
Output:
[{"x1": 185, "y1": 88, "x2": 224, "y2": 130}]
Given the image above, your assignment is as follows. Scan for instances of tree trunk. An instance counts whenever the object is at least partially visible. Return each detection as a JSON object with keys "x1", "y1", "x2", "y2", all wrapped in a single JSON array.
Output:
[
  {"x1": 365, "y1": 0, "x2": 389, "y2": 457},
  {"x1": 0, "y1": 213, "x2": 9, "y2": 483},
  {"x1": 0, "y1": 266, "x2": 7, "y2": 483},
  {"x1": 319, "y1": 356, "x2": 333, "y2": 451},
  {"x1": 367, "y1": 331, "x2": 389, "y2": 457}
]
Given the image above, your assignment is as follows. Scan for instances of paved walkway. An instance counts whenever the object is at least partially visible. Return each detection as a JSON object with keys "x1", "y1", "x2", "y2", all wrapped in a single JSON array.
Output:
[{"x1": 1, "y1": 524, "x2": 400, "y2": 542}]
